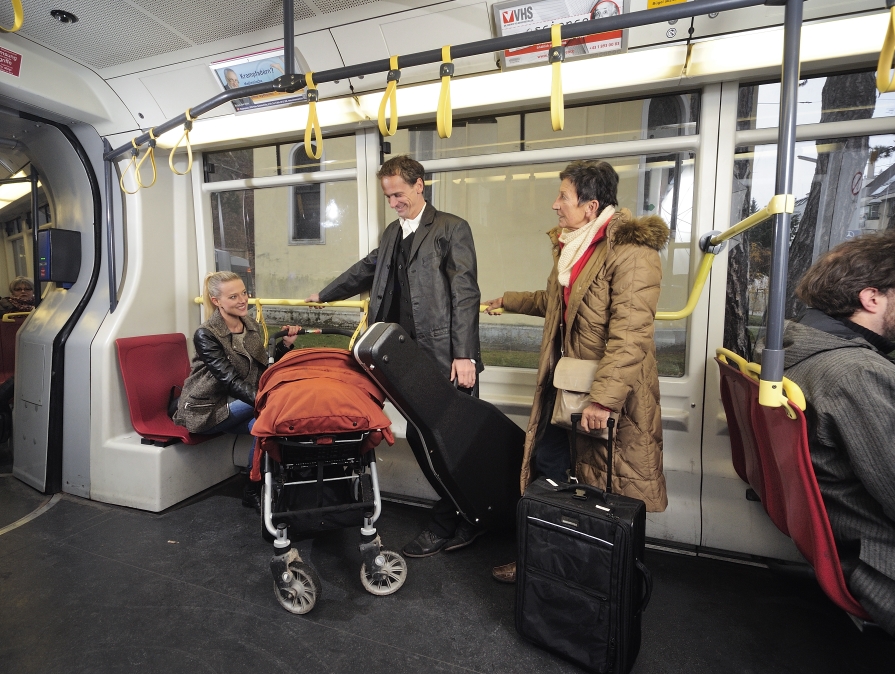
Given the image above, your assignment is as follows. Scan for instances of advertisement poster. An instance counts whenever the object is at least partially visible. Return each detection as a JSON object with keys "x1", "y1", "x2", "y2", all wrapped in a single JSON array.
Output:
[
  {"x1": 492, "y1": 0, "x2": 627, "y2": 69},
  {"x1": 210, "y1": 47, "x2": 307, "y2": 113}
]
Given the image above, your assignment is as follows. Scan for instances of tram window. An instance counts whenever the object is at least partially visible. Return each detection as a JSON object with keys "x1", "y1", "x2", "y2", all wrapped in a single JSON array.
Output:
[
  {"x1": 206, "y1": 137, "x2": 359, "y2": 300},
  {"x1": 11, "y1": 238, "x2": 26, "y2": 277},
  {"x1": 725, "y1": 130, "x2": 895, "y2": 357},
  {"x1": 377, "y1": 154, "x2": 694, "y2": 375},
  {"x1": 737, "y1": 70, "x2": 895, "y2": 131},
  {"x1": 385, "y1": 95, "x2": 699, "y2": 162}
]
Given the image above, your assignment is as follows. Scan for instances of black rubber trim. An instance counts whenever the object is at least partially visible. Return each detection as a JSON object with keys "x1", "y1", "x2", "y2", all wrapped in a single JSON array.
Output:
[{"x1": 20, "y1": 112, "x2": 103, "y2": 494}]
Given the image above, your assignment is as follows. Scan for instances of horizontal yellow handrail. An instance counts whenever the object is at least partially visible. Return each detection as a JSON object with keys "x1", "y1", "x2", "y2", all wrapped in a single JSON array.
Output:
[
  {"x1": 192, "y1": 297, "x2": 367, "y2": 309},
  {"x1": 1, "y1": 311, "x2": 30, "y2": 323},
  {"x1": 707, "y1": 194, "x2": 795, "y2": 248}
]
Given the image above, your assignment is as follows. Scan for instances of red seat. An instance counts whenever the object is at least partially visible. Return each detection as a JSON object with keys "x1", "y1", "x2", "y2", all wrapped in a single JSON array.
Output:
[
  {"x1": 715, "y1": 354, "x2": 788, "y2": 535},
  {"x1": 115, "y1": 334, "x2": 214, "y2": 446},
  {"x1": 753, "y1": 400, "x2": 872, "y2": 621},
  {"x1": 0, "y1": 313, "x2": 28, "y2": 382}
]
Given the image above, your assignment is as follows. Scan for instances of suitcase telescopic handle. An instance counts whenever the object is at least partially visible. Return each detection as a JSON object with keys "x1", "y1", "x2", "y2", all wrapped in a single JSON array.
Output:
[{"x1": 570, "y1": 413, "x2": 615, "y2": 493}]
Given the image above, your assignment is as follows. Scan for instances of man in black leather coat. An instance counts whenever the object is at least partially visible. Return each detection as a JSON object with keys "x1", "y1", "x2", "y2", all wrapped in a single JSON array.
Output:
[{"x1": 307, "y1": 155, "x2": 484, "y2": 557}]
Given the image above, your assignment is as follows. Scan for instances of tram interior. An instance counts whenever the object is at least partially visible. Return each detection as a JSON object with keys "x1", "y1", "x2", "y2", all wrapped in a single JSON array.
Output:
[{"x1": 2, "y1": 0, "x2": 895, "y2": 671}]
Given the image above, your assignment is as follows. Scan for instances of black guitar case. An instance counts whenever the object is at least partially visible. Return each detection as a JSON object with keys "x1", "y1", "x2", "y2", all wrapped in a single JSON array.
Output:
[{"x1": 353, "y1": 322, "x2": 524, "y2": 529}]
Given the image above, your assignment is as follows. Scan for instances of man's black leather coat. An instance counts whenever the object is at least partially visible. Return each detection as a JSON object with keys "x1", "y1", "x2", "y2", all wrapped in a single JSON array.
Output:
[{"x1": 319, "y1": 203, "x2": 481, "y2": 377}]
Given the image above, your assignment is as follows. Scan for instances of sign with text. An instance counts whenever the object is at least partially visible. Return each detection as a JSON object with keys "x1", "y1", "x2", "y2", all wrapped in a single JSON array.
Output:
[
  {"x1": 210, "y1": 47, "x2": 307, "y2": 113},
  {"x1": 647, "y1": 0, "x2": 688, "y2": 8},
  {"x1": 492, "y1": 0, "x2": 628, "y2": 69},
  {"x1": 0, "y1": 46, "x2": 22, "y2": 77}
]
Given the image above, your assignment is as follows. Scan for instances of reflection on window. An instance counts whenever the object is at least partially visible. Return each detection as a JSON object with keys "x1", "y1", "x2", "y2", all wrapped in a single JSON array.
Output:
[
  {"x1": 204, "y1": 138, "x2": 356, "y2": 183},
  {"x1": 737, "y1": 70, "x2": 894, "y2": 131},
  {"x1": 12, "y1": 238, "x2": 26, "y2": 277},
  {"x1": 724, "y1": 130, "x2": 895, "y2": 357},
  {"x1": 290, "y1": 144, "x2": 324, "y2": 245}
]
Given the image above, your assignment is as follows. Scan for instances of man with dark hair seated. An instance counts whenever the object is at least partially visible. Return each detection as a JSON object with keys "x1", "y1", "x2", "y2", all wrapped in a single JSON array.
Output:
[{"x1": 783, "y1": 229, "x2": 895, "y2": 633}]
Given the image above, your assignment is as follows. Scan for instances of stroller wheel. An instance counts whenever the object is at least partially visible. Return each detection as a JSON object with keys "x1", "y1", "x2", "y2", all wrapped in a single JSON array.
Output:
[
  {"x1": 273, "y1": 561, "x2": 321, "y2": 614},
  {"x1": 360, "y1": 549, "x2": 407, "y2": 596}
]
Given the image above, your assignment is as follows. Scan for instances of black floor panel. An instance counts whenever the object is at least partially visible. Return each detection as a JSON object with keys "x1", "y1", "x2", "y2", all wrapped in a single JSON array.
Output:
[{"x1": 0, "y1": 477, "x2": 893, "y2": 674}]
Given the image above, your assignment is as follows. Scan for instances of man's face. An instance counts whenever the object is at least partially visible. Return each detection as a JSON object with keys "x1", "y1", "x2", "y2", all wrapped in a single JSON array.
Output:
[
  {"x1": 553, "y1": 178, "x2": 596, "y2": 230},
  {"x1": 882, "y1": 288, "x2": 895, "y2": 342},
  {"x1": 381, "y1": 174, "x2": 425, "y2": 220},
  {"x1": 226, "y1": 71, "x2": 240, "y2": 89}
]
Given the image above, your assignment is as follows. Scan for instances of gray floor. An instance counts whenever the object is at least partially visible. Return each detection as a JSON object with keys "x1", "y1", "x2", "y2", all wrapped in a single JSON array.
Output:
[{"x1": 1, "y1": 471, "x2": 893, "y2": 674}]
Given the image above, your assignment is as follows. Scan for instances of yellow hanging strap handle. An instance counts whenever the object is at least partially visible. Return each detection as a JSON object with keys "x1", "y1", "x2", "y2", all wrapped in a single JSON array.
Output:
[
  {"x1": 119, "y1": 139, "x2": 141, "y2": 195},
  {"x1": 304, "y1": 72, "x2": 323, "y2": 160},
  {"x1": 549, "y1": 24, "x2": 565, "y2": 132},
  {"x1": 254, "y1": 299, "x2": 269, "y2": 348},
  {"x1": 878, "y1": 7, "x2": 895, "y2": 93},
  {"x1": 0, "y1": 0, "x2": 23, "y2": 33},
  {"x1": 169, "y1": 109, "x2": 194, "y2": 176},
  {"x1": 437, "y1": 46, "x2": 454, "y2": 140},
  {"x1": 378, "y1": 56, "x2": 401, "y2": 137},
  {"x1": 135, "y1": 129, "x2": 158, "y2": 189}
]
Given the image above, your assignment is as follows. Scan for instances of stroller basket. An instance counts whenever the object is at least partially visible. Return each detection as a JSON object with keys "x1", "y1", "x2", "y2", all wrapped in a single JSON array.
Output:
[{"x1": 278, "y1": 431, "x2": 368, "y2": 469}]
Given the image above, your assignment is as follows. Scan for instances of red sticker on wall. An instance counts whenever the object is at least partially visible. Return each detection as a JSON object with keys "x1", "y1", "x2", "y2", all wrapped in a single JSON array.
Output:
[{"x1": 0, "y1": 46, "x2": 22, "y2": 77}]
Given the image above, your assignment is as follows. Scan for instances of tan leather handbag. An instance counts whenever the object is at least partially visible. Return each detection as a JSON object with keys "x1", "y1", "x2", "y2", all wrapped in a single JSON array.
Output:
[{"x1": 550, "y1": 356, "x2": 616, "y2": 438}]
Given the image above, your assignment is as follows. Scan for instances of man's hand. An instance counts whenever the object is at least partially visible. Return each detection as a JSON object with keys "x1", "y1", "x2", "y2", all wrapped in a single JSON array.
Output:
[
  {"x1": 451, "y1": 358, "x2": 477, "y2": 389},
  {"x1": 579, "y1": 403, "x2": 611, "y2": 434},
  {"x1": 484, "y1": 297, "x2": 504, "y2": 315},
  {"x1": 281, "y1": 325, "x2": 302, "y2": 348},
  {"x1": 304, "y1": 293, "x2": 324, "y2": 307}
]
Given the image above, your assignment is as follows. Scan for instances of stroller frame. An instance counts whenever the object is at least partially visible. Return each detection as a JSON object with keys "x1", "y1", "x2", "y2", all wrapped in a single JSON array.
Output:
[{"x1": 261, "y1": 330, "x2": 406, "y2": 615}]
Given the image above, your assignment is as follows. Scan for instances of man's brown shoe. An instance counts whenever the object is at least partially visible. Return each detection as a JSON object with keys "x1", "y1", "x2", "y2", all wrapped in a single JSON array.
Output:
[{"x1": 492, "y1": 561, "x2": 516, "y2": 583}]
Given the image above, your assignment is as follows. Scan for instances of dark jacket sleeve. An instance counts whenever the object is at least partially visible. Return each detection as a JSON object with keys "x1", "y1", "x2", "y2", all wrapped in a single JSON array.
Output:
[
  {"x1": 444, "y1": 218, "x2": 481, "y2": 361},
  {"x1": 318, "y1": 248, "x2": 380, "y2": 302},
  {"x1": 193, "y1": 328, "x2": 258, "y2": 406}
]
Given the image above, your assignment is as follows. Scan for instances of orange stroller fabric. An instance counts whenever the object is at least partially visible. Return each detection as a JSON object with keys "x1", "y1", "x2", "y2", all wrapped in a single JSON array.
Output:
[{"x1": 250, "y1": 348, "x2": 394, "y2": 480}]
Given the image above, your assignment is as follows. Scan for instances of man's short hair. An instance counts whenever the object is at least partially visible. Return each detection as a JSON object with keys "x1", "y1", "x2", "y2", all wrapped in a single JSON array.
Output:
[
  {"x1": 377, "y1": 155, "x2": 425, "y2": 188},
  {"x1": 796, "y1": 229, "x2": 895, "y2": 318},
  {"x1": 559, "y1": 160, "x2": 619, "y2": 214}
]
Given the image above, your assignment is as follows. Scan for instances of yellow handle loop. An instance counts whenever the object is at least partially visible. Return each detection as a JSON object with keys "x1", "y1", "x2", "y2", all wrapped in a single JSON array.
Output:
[
  {"x1": 878, "y1": 8, "x2": 895, "y2": 93},
  {"x1": 0, "y1": 0, "x2": 23, "y2": 33},
  {"x1": 304, "y1": 72, "x2": 323, "y2": 160},
  {"x1": 378, "y1": 56, "x2": 400, "y2": 137},
  {"x1": 255, "y1": 299, "x2": 269, "y2": 348},
  {"x1": 135, "y1": 129, "x2": 158, "y2": 189},
  {"x1": 119, "y1": 139, "x2": 141, "y2": 195},
  {"x1": 169, "y1": 109, "x2": 194, "y2": 176},
  {"x1": 437, "y1": 46, "x2": 454, "y2": 140},
  {"x1": 550, "y1": 24, "x2": 565, "y2": 132}
]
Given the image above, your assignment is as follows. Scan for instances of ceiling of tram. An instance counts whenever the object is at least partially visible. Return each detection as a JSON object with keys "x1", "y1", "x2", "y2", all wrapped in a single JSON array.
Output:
[{"x1": 0, "y1": 0, "x2": 391, "y2": 70}]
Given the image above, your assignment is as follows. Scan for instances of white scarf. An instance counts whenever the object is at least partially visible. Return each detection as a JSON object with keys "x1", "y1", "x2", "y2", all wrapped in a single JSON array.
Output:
[{"x1": 557, "y1": 206, "x2": 615, "y2": 288}]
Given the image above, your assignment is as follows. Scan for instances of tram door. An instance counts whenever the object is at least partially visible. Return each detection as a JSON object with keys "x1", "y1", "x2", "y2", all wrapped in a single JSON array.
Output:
[{"x1": 6, "y1": 111, "x2": 110, "y2": 496}]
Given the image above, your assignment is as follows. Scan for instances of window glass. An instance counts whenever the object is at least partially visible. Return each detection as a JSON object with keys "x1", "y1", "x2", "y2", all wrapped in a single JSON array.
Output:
[
  {"x1": 377, "y1": 96, "x2": 698, "y2": 375},
  {"x1": 209, "y1": 140, "x2": 359, "y2": 300},
  {"x1": 384, "y1": 94, "x2": 699, "y2": 162},
  {"x1": 12, "y1": 238, "x2": 26, "y2": 277},
  {"x1": 204, "y1": 136, "x2": 356, "y2": 183},
  {"x1": 737, "y1": 70, "x2": 895, "y2": 131},
  {"x1": 724, "y1": 129, "x2": 895, "y2": 357}
]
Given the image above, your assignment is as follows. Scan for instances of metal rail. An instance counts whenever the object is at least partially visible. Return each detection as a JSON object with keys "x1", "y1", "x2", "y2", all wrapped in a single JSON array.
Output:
[{"x1": 103, "y1": 0, "x2": 766, "y2": 162}]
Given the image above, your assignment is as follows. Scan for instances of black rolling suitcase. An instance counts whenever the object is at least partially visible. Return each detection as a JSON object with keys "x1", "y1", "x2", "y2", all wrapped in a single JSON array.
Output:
[
  {"x1": 515, "y1": 415, "x2": 652, "y2": 674},
  {"x1": 353, "y1": 322, "x2": 524, "y2": 530}
]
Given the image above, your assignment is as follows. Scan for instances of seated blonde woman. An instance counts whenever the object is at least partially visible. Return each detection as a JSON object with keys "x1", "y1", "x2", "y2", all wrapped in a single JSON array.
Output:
[{"x1": 0, "y1": 277, "x2": 35, "y2": 315}]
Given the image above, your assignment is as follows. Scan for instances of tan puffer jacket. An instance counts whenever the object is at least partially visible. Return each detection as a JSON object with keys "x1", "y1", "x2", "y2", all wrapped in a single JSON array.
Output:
[{"x1": 503, "y1": 208, "x2": 669, "y2": 512}]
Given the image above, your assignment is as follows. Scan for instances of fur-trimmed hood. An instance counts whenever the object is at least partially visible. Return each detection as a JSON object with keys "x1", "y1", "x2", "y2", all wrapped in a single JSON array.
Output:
[{"x1": 548, "y1": 208, "x2": 670, "y2": 251}]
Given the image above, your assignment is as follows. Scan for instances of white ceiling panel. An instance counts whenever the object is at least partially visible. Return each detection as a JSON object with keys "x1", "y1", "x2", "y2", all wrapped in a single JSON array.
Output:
[
  {"x1": 294, "y1": 30, "x2": 353, "y2": 98},
  {"x1": 140, "y1": 64, "x2": 230, "y2": 120},
  {"x1": 380, "y1": 3, "x2": 496, "y2": 82},
  {"x1": 104, "y1": 77, "x2": 167, "y2": 129},
  {"x1": 329, "y1": 20, "x2": 391, "y2": 93},
  {"x1": 132, "y1": 0, "x2": 315, "y2": 46}
]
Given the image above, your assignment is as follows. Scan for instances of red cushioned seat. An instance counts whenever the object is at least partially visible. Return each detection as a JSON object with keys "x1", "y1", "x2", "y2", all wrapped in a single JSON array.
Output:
[
  {"x1": 115, "y1": 334, "x2": 214, "y2": 446},
  {"x1": 753, "y1": 400, "x2": 872, "y2": 621},
  {"x1": 0, "y1": 314, "x2": 27, "y2": 382},
  {"x1": 715, "y1": 356, "x2": 789, "y2": 535}
]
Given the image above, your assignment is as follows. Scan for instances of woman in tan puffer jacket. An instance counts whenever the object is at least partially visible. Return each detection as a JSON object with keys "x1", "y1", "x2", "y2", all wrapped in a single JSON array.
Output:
[{"x1": 487, "y1": 160, "x2": 669, "y2": 511}]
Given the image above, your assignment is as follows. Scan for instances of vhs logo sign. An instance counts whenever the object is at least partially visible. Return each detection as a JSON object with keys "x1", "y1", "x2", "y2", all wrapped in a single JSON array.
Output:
[{"x1": 501, "y1": 6, "x2": 533, "y2": 24}]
